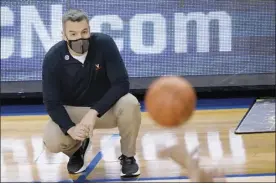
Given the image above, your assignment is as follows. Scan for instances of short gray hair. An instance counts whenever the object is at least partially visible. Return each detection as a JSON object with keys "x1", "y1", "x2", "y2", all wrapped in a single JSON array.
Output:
[{"x1": 62, "y1": 9, "x2": 89, "y2": 29}]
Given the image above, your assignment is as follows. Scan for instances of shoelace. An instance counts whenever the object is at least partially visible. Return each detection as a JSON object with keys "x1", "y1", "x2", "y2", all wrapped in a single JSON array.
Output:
[{"x1": 118, "y1": 155, "x2": 135, "y2": 164}]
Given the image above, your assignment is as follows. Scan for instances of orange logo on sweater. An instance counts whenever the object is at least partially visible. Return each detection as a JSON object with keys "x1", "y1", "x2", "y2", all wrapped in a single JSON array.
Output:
[{"x1": 95, "y1": 64, "x2": 101, "y2": 71}]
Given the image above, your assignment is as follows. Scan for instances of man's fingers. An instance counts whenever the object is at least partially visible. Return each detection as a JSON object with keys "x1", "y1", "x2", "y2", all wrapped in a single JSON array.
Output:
[
  {"x1": 78, "y1": 124, "x2": 88, "y2": 130},
  {"x1": 72, "y1": 132, "x2": 86, "y2": 141},
  {"x1": 82, "y1": 124, "x2": 90, "y2": 130},
  {"x1": 77, "y1": 124, "x2": 90, "y2": 135},
  {"x1": 79, "y1": 124, "x2": 91, "y2": 135},
  {"x1": 76, "y1": 130, "x2": 87, "y2": 139},
  {"x1": 75, "y1": 135, "x2": 86, "y2": 141},
  {"x1": 89, "y1": 129, "x2": 93, "y2": 137},
  {"x1": 80, "y1": 126, "x2": 89, "y2": 134}
]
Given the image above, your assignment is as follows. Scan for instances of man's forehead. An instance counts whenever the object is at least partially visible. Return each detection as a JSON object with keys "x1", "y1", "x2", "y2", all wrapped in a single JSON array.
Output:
[
  {"x1": 65, "y1": 20, "x2": 89, "y2": 31},
  {"x1": 68, "y1": 28, "x2": 88, "y2": 32}
]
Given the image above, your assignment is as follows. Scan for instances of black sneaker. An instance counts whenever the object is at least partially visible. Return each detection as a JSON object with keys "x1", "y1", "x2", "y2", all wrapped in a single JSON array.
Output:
[
  {"x1": 119, "y1": 155, "x2": 140, "y2": 177},
  {"x1": 67, "y1": 138, "x2": 90, "y2": 174}
]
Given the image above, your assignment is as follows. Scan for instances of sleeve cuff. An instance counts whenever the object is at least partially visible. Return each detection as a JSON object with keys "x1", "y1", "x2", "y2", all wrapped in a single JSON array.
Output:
[
  {"x1": 60, "y1": 124, "x2": 75, "y2": 135},
  {"x1": 90, "y1": 106, "x2": 105, "y2": 118}
]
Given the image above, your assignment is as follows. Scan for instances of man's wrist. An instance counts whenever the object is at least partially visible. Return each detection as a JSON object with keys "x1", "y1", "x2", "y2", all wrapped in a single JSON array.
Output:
[
  {"x1": 67, "y1": 126, "x2": 75, "y2": 135},
  {"x1": 89, "y1": 109, "x2": 99, "y2": 116}
]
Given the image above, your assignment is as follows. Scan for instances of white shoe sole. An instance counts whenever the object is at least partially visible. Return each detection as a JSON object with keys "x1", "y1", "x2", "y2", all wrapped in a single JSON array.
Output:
[
  {"x1": 120, "y1": 169, "x2": 140, "y2": 177},
  {"x1": 72, "y1": 163, "x2": 87, "y2": 174}
]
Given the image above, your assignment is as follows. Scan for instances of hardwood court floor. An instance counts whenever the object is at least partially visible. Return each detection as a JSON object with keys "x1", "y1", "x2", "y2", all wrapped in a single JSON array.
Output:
[{"x1": 1, "y1": 108, "x2": 275, "y2": 182}]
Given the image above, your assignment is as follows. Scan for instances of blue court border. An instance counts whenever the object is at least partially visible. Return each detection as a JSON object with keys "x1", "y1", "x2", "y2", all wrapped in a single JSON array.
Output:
[
  {"x1": 85, "y1": 172, "x2": 276, "y2": 182},
  {"x1": 1, "y1": 98, "x2": 255, "y2": 116},
  {"x1": 52, "y1": 173, "x2": 276, "y2": 183}
]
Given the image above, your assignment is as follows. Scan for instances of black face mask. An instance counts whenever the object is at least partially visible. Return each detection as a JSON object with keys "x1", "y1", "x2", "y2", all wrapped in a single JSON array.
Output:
[{"x1": 67, "y1": 37, "x2": 90, "y2": 54}]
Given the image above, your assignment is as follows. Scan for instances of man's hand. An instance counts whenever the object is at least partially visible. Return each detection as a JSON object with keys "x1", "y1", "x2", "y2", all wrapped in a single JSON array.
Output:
[
  {"x1": 79, "y1": 109, "x2": 98, "y2": 137},
  {"x1": 67, "y1": 124, "x2": 89, "y2": 141}
]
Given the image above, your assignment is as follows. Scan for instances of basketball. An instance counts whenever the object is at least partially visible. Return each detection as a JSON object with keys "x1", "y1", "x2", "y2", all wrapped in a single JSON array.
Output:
[{"x1": 145, "y1": 76, "x2": 197, "y2": 127}]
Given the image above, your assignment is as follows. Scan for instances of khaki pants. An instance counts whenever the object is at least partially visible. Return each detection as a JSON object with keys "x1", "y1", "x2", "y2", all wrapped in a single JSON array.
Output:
[{"x1": 43, "y1": 93, "x2": 141, "y2": 157}]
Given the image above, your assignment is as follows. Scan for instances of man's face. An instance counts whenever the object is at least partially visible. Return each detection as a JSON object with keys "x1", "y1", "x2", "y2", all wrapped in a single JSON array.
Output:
[{"x1": 63, "y1": 19, "x2": 90, "y2": 41}]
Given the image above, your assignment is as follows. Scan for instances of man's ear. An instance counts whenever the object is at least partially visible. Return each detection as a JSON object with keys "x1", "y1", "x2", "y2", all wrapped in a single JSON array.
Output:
[{"x1": 61, "y1": 31, "x2": 66, "y2": 41}]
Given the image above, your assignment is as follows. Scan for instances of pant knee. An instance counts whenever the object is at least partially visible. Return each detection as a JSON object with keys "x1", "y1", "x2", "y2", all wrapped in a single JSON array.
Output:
[
  {"x1": 116, "y1": 93, "x2": 141, "y2": 114},
  {"x1": 43, "y1": 138, "x2": 62, "y2": 153},
  {"x1": 43, "y1": 121, "x2": 79, "y2": 154},
  {"x1": 115, "y1": 93, "x2": 141, "y2": 127},
  {"x1": 43, "y1": 135, "x2": 80, "y2": 155}
]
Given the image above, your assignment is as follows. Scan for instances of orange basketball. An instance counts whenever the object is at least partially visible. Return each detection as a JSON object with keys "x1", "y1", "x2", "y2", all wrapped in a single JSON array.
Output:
[{"x1": 145, "y1": 76, "x2": 197, "y2": 127}]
